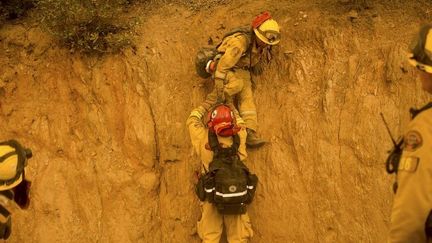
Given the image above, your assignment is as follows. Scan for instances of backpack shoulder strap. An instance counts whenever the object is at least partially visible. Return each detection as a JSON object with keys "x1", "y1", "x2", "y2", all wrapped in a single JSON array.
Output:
[
  {"x1": 232, "y1": 134, "x2": 240, "y2": 151},
  {"x1": 208, "y1": 130, "x2": 220, "y2": 154},
  {"x1": 207, "y1": 130, "x2": 241, "y2": 159},
  {"x1": 216, "y1": 26, "x2": 253, "y2": 49}
]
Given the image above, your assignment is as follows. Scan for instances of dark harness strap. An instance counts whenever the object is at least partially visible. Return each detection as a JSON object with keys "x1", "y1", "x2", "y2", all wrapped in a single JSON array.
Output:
[
  {"x1": 0, "y1": 191, "x2": 13, "y2": 201},
  {"x1": 410, "y1": 102, "x2": 432, "y2": 119},
  {"x1": 0, "y1": 152, "x2": 16, "y2": 163},
  {"x1": 0, "y1": 204, "x2": 10, "y2": 219},
  {"x1": 208, "y1": 130, "x2": 240, "y2": 159}
]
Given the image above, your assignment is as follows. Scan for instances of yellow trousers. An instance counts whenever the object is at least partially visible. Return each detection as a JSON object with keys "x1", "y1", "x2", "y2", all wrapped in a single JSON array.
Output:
[
  {"x1": 186, "y1": 112, "x2": 253, "y2": 243},
  {"x1": 197, "y1": 202, "x2": 253, "y2": 243},
  {"x1": 225, "y1": 69, "x2": 257, "y2": 131},
  {"x1": 204, "y1": 69, "x2": 258, "y2": 131}
]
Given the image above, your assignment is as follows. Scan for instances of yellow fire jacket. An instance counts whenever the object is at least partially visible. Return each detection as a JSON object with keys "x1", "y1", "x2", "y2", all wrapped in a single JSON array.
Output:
[
  {"x1": 389, "y1": 105, "x2": 432, "y2": 243},
  {"x1": 215, "y1": 32, "x2": 269, "y2": 79}
]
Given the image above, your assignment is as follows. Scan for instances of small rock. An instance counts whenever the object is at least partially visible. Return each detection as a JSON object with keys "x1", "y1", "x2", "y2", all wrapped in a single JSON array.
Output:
[
  {"x1": 136, "y1": 83, "x2": 144, "y2": 96},
  {"x1": 284, "y1": 51, "x2": 294, "y2": 57},
  {"x1": 303, "y1": 14, "x2": 308, "y2": 18},
  {"x1": 217, "y1": 23, "x2": 226, "y2": 30},
  {"x1": 208, "y1": 37, "x2": 214, "y2": 45},
  {"x1": 348, "y1": 10, "x2": 359, "y2": 20},
  {"x1": 190, "y1": 226, "x2": 197, "y2": 236},
  {"x1": 400, "y1": 64, "x2": 408, "y2": 73},
  {"x1": 294, "y1": 22, "x2": 299, "y2": 26}
]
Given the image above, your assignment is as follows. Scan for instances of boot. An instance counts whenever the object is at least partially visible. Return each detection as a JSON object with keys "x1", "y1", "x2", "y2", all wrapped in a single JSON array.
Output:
[{"x1": 246, "y1": 128, "x2": 266, "y2": 148}]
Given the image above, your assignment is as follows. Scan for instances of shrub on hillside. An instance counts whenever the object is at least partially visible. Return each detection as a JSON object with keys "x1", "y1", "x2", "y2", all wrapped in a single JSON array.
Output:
[
  {"x1": 0, "y1": 0, "x2": 35, "y2": 21},
  {"x1": 38, "y1": 0, "x2": 136, "y2": 54}
]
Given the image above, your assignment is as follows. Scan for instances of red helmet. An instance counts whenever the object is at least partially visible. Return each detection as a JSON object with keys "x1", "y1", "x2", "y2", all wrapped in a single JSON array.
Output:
[{"x1": 207, "y1": 105, "x2": 240, "y2": 137}]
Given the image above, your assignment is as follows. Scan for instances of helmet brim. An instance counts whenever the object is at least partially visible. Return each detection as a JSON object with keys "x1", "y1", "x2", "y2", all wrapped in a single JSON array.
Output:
[
  {"x1": 254, "y1": 28, "x2": 280, "y2": 45},
  {"x1": 0, "y1": 173, "x2": 23, "y2": 191},
  {"x1": 214, "y1": 122, "x2": 234, "y2": 137}
]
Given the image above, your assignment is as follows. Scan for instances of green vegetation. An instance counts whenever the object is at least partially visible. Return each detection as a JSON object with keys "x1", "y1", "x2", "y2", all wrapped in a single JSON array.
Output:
[
  {"x1": 0, "y1": 0, "x2": 230, "y2": 54},
  {"x1": 38, "y1": 0, "x2": 137, "y2": 54}
]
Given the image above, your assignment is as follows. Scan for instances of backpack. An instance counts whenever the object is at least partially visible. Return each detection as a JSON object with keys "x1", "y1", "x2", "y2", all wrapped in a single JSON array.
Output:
[
  {"x1": 195, "y1": 27, "x2": 253, "y2": 79},
  {"x1": 196, "y1": 130, "x2": 258, "y2": 215}
]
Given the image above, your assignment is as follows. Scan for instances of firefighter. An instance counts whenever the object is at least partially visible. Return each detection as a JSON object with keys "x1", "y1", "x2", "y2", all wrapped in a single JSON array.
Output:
[
  {"x1": 187, "y1": 103, "x2": 253, "y2": 243},
  {"x1": 388, "y1": 24, "x2": 432, "y2": 242},
  {"x1": 0, "y1": 140, "x2": 32, "y2": 240},
  {"x1": 199, "y1": 11, "x2": 281, "y2": 148}
]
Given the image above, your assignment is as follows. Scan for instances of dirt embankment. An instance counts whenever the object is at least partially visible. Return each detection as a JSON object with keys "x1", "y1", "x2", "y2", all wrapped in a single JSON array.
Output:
[{"x1": 1, "y1": 1, "x2": 432, "y2": 242}]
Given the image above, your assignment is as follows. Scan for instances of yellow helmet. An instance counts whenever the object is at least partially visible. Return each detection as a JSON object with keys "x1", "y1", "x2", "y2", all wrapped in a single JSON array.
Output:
[
  {"x1": 0, "y1": 140, "x2": 31, "y2": 191},
  {"x1": 253, "y1": 19, "x2": 281, "y2": 45},
  {"x1": 408, "y1": 24, "x2": 432, "y2": 73}
]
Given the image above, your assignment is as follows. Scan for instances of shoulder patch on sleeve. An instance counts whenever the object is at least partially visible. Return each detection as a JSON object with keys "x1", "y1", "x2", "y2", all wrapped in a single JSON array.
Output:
[
  {"x1": 403, "y1": 130, "x2": 423, "y2": 152},
  {"x1": 230, "y1": 47, "x2": 241, "y2": 57},
  {"x1": 398, "y1": 156, "x2": 420, "y2": 173}
]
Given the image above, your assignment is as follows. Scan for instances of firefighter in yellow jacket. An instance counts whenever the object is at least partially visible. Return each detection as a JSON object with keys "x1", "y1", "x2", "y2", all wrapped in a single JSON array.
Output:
[
  {"x1": 388, "y1": 24, "x2": 432, "y2": 242},
  {"x1": 187, "y1": 103, "x2": 253, "y2": 242},
  {"x1": 0, "y1": 140, "x2": 32, "y2": 240},
  {"x1": 201, "y1": 11, "x2": 281, "y2": 148}
]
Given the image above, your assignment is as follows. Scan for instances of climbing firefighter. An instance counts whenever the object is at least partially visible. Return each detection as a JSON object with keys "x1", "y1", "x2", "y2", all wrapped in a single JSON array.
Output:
[
  {"x1": 187, "y1": 100, "x2": 257, "y2": 243},
  {"x1": 0, "y1": 140, "x2": 32, "y2": 240},
  {"x1": 387, "y1": 24, "x2": 432, "y2": 242},
  {"x1": 196, "y1": 11, "x2": 281, "y2": 148}
]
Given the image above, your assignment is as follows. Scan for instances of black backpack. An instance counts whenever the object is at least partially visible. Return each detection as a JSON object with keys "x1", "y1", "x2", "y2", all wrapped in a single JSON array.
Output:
[{"x1": 196, "y1": 130, "x2": 258, "y2": 215}]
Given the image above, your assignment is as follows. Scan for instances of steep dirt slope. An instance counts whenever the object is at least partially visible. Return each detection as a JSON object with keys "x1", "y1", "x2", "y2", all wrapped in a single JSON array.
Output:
[
  {"x1": 0, "y1": 26, "x2": 162, "y2": 242},
  {"x1": 0, "y1": 0, "x2": 431, "y2": 242}
]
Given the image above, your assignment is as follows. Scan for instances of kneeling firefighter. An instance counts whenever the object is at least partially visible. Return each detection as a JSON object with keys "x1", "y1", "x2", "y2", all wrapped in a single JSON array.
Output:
[
  {"x1": 187, "y1": 103, "x2": 258, "y2": 243},
  {"x1": 386, "y1": 24, "x2": 432, "y2": 242},
  {"x1": 195, "y1": 11, "x2": 281, "y2": 148},
  {"x1": 0, "y1": 140, "x2": 32, "y2": 240}
]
